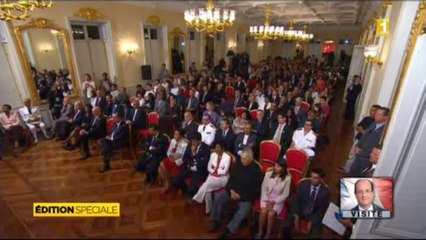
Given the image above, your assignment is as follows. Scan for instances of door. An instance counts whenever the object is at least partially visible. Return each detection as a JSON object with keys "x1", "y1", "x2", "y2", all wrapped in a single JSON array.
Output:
[
  {"x1": 144, "y1": 26, "x2": 164, "y2": 80},
  {"x1": 71, "y1": 22, "x2": 109, "y2": 85}
]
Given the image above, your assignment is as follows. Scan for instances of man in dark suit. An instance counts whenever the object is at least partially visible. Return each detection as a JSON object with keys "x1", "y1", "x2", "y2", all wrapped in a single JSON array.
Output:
[
  {"x1": 93, "y1": 90, "x2": 107, "y2": 111},
  {"x1": 234, "y1": 123, "x2": 257, "y2": 157},
  {"x1": 56, "y1": 101, "x2": 84, "y2": 140},
  {"x1": 234, "y1": 76, "x2": 246, "y2": 93},
  {"x1": 351, "y1": 179, "x2": 386, "y2": 212},
  {"x1": 215, "y1": 118, "x2": 235, "y2": 152},
  {"x1": 269, "y1": 112, "x2": 293, "y2": 159},
  {"x1": 349, "y1": 107, "x2": 389, "y2": 176},
  {"x1": 200, "y1": 85, "x2": 214, "y2": 109},
  {"x1": 283, "y1": 168, "x2": 331, "y2": 239},
  {"x1": 247, "y1": 93, "x2": 259, "y2": 111},
  {"x1": 345, "y1": 76, "x2": 362, "y2": 120},
  {"x1": 77, "y1": 106, "x2": 107, "y2": 159},
  {"x1": 99, "y1": 112, "x2": 129, "y2": 173},
  {"x1": 252, "y1": 109, "x2": 269, "y2": 144},
  {"x1": 231, "y1": 90, "x2": 245, "y2": 112},
  {"x1": 172, "y1": 132, "x2": 209, "y2": 201},
  {"x1": 134, "y1": 125, "x2": 168, "y2": 185},
  {"x1": 50, "y1": 97, "x2": 74, "y2": 136},
  {"x1": 294, "y1": 97, "x2": 308, "y2": 128},
  {"x1": 185, "y1": 88, "x2": 199, "y2": 113},
  {"x1": 270, "y1": 89, "x2": 281, "y2": 104},
  {"x1": 153, "y1": 92, "x2": 171, "y2": 118},
  {"x1": 181, "y1": 111, "x2": 198, "y2": 139},
  {"x1": 109, "y1": 96, "x2": 124, "y2": 117},
  {"x1": 265, "y1": 102, "x2": 279, "y2": 128},
  {"x1": 125, "y1": 99, "x2": 147, "y2": 131}
]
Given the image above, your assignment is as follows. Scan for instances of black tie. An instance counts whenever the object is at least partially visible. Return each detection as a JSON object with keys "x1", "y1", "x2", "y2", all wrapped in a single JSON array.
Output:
[
  {"x1": 304, "y1": 187, "x2": 317, "y2": 217},
  {"x1": 203, "y1": 125, "x2": 206, "y2": 131},
  {"x1": 28, "y1": 107, "x2": 32, "y2": 114}
]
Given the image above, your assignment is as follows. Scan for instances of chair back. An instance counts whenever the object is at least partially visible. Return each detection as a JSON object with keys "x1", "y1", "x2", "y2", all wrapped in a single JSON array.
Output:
[
  {"x1": 148, "y1": 112, "x2": 160, "y2": 125},
  {"x1": 286, "y1": 148, "x2": 310, "y2": 185},
  {"x1": 250, "y1": 110, "x2": 258, "y2": 120},
  {"x1": 301, "y1": 101, "x2": 311, "y2": 112},
  {"x1": 259, "y1": 160, "x2": 274, "y2": 173},
  {"x1": 163, "y1": 133, "x2": 171, "y2": 150},
  {"x1": 236, "y1": 107, "x2": 247, "y2": 117},
  {"x1": 248, "y1": 79, "x2": 257, "y2": 91},
  {"x1": 225, "y1": 86, "x2": 235, "y2": 100},
  {"x1": 106, "y1": 118, "x2": 115, "y2": 135},
  {"x1": 259, "y1": 140, "x2": 281, "y2": 163},
  {"x1": 226, "y1": 152, "x2": 237, "y2": 171}
]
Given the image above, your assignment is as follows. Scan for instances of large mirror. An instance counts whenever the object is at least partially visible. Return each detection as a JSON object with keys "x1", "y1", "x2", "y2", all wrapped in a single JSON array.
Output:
[
  {"x1": 169, "y1": 27, "x2": 187, "y2": 75},
  {"x1": 14, "y1": 18, "x2": 79, "y2": 105}
]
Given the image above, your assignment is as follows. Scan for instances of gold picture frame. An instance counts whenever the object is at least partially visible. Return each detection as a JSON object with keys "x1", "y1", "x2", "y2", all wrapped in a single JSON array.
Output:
[{"x1": 13, "y1": 17, "x2": 79, "y2": 105}]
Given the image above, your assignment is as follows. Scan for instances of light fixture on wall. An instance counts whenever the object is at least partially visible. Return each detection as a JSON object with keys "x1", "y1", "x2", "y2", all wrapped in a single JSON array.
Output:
[
  {"x1": 364, "y1": 44, "x2": 383, "y2": 66},
  {"x1": 184, "y1": 0, "x2": 236, "y2": 37},
  {"x1": 123, "y1": 43, "x2": 139, "y2": 56},
  {"x1": 0, "y1": 0, "x2": 53, "y2": 21},
  {"x1": 40, "y1": 44, "x2": 52, "y2": 53},
  {"x1": 228, "y1": 41, "x2": 236, "y2": 50},
  {"x1": 257, "y1": 40, "x2": 264, "y2": 48}
]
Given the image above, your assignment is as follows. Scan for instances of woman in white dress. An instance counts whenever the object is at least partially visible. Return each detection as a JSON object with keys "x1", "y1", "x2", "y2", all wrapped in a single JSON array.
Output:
[
  {"x1": 81, "y1": 73, "x2": 96, "y2": 100},
  {"x1": 256, "y1": 160, "x2": 291, "y2": 239},
  {"x1": 193, "y1": 141, "x2": 231, "y2": 214}
]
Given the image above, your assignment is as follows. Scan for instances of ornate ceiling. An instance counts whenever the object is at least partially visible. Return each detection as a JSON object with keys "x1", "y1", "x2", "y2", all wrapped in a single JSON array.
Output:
[{"x1": 122, "y1": 0, "x2": 380, "y2": 27}]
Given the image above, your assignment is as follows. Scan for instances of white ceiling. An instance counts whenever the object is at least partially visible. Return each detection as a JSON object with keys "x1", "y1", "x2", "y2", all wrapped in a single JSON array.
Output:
[{"x1": 120, "y1": 0, "x2": 380, "y2": 27}]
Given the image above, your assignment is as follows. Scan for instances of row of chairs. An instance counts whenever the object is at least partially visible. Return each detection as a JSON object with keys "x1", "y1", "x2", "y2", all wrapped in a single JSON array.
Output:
[{"x1": 234, "y1": 101, "x2": 311, "y2": 119}]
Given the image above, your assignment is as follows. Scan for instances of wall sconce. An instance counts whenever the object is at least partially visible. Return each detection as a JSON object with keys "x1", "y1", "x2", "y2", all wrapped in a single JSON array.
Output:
[
  {"x1": 123, "y1": 43, "x2": 139, "y2": 56},
  {"x1": 228, "y1": 41, "x2": 236, "y2": 50},
  {"x1": 40, "y1": 44, "x2": 53, "y2": 53},
  {"x1": 364, "y1": 45, "x2": 383, "y2": 66},
  {"x1": 257, "y1": 40, "x2": 264, "y2": 48}
]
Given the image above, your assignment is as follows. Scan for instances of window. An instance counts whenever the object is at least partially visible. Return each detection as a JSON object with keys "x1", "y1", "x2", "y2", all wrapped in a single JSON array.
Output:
[
  {"x1": 144, "y1": 28, "x2": 149, "y2": 40},
  {"x1": 71, "y1": 25, "x2": 85, "y2": 40},
  {"x1": 150, "y1": 28, "x2": 158, "y2": 40},
  {"x1": 87, "y1": 25, "x2": 101, "y2": 39}
]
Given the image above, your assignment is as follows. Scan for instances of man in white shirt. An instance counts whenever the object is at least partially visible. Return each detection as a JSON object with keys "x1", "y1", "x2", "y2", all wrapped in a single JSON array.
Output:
[
  {"x1": 19, "y1": 98, "x2": 50, "y2": 143},
  {"x1": 198, "y1": 114, "x2": 216, "y2": 147},
  {"x1": 256, "y1": 89, "x2": 266, "y2": 110},
  {"x1": 290, "y1": 120, "x2": 317, "y2": 157}
]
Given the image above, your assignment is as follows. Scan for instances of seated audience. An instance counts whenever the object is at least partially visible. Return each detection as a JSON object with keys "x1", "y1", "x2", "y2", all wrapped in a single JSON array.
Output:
[
  {"x1": 252, "y1": 110, "x2": 269, "y2": 144},
  {"x1": 232, "y1": 110, "x2": 250, "y2": 135},
  {"x1": 159, "y1": 129, "x2": 189, "y2": 193},
  {"x1": 283, "y1": 168, "x2": 330, "y2": 239},
  {"x1": 269, "y1": 112, "x2": 293, "y2": 159},
  {"x1": 185, "y1": 88, "x2": 199, "y2": 113},
  {"x1": 99, "y1": 112, "x2": 129, "y2": 173},
  {"x1": 193, "y1": 141, "x2": 232, "y2": 214},
  {"x1": 247, "y1": 93, "x2": 259, "y2": 111},
  {"x1": 19, "y1": 98, "x2": 51, "y2": 143},
  {"x1": 0, "y1": 104, "x2": 26, "y2": 147},
  {"x1": 181, "y1": 111, "x2": 198, "y2": 139},
  {"x1": 125, "y1": 98, "x2": 147, "y2": 131},
  {"x1": 54, "y1": 101, "x2": 84, "y2": 140},
  {"x1": 290, "y1": 120, "x2": 317, "y2": 158},
  {"x1": 63, "y1": 104, "x2": 93, "y2": 149},
  {"x1": 215, "y1": 118, "x2": 235, "y2": 152},
  {"x1": 208, "y1": 148, "x2": 263, "y2": 238},
  {"x1": 135, "y1": 125, "x2": 168, "y2": 185},
  {"x1": 153, "y1": 92, "x2": 171, "y2": 118},
  {"x1": 234, "y1": 123, "x2": 257, "y2": 157},
  {"x1": 256, "y1": 159, "x2": 291, "y2": 239},
  {"x1": 172, "y1": 132, "x2": 209, "y2": 202}
]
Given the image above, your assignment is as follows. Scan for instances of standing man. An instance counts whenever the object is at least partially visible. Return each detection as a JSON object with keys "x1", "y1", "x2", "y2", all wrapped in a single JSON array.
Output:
[
  {"x1": 345, "y1": 75, "x2": 362, "y2": 120},
  {"x1": 186, "y1": 88, "x2": 199, "y2": 113},
  {"x1": 99, "y1": 112, "x2": 129, "y2": 172},
  {"x1": 283, "y1": 168, "x2": 331, "y2": 239}
]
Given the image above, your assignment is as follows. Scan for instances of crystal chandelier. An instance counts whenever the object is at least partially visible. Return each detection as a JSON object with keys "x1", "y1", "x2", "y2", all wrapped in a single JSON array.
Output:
[
  {"x1": 184, "y1": 0, "x2": 235, "y2": 37},
  {"x1": 249, "y1": 6, "x2": 284, "y2": 40},
  {"x1": 0, "y1": 0, "x2": 52, "y2": 21},
  {"x1": 283, "y1": 18, "x2": 314, "y2": 41}
]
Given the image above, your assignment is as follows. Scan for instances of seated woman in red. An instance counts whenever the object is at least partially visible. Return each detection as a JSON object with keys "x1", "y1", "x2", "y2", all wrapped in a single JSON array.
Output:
[{"x1": 158, "y1": 129, "x2": 188, "y2": 193}]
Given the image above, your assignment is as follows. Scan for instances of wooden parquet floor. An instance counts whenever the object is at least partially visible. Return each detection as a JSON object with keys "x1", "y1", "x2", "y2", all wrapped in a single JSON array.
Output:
[{"x1": 0, "y1": 83, "x2": 354, "y2": 239}]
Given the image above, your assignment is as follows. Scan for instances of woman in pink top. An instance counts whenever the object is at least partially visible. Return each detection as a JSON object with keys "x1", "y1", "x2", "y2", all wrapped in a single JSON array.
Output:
[{"x1": 0, "y1": 104, "x2": 25, "y2": 147}]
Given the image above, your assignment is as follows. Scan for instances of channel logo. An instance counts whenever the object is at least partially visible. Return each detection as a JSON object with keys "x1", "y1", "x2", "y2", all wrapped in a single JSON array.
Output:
[{"x1": 33, "y1": 202, "x2": 120, "y2": 217}]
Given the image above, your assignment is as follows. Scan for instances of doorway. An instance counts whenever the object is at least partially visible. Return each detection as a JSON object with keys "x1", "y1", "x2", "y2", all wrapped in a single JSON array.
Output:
[
  {"x1": 204, "y1": 35, "x2": 214, "y2": 66},
  {"x1": 70, "y1": 21, "x2": 110, "y2": 85},
  {"x1": 143, "y1": 25, "x2": 167, "y2": 80}
]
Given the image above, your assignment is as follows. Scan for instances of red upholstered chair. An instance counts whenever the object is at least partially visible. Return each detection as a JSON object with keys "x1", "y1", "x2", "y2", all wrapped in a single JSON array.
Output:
[
  {"x1": 236, "y1": 107, "x2": 247, "y2": 117},
  {"x1": 148, "y1": 112, "x2": 160, "y2": 125},
  {"x1": 225, "y1": 86, "x2": 235, "y2": 101},
  {"x1": 259, "y1": 140, "x2": 281, "y2": 164},
  {"x1": 286, "y1": 148, "x2": 310, "y2": 188},
  {"x1": 106, "y1": 118, "x2": 116, "y2": 135},
  {"x1": 301, "y1": 101, "x2": 311, "y2": 112},
  {"x1": 250, "y1": 110, "x2": 258, "y2": 120},
  {"x1": 248, "y1": 79, "x2": 257, "y2": 91}
]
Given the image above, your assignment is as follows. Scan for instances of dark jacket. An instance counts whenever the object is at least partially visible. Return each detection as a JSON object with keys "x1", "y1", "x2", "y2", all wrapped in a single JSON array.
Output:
[
  {"x1": 227, "y1": 161, "x2": 263, "y2": 202},
  {"x1": 234, "y1": 133, "x2": 257, "y2": 154},
  {"x1": 71, "y1": 110, "x2": 85, "y2": 128},
  {"x1": 105, "y1": 103, "x2": 124, "y2": 117},
  {"x1": 182, "y1": 120, "x2": 198, "y2": 139},
  {"x1": 126, "y1": 107, "x2": 147, "y2": 130},
  {"x1": 269, "y1": 123, "x2": 294, "y2": 158},
  {"x1": 292, "y1": 179, "x2": 331, "y2": 225},
  {"x1": 182, "y1": 142, "x2": 210, "y2": 176},
  {"x1": 247, "y1": 102, "x2": 259, "y2": 111},
  {"x1": 110, "y1": 121, "x2": 129, "y2": 149},
  {"x1": 252, "y1": 119, "x2": 269, "y2": 143},
  {"x1": 346, "y1": 84, "x2": 362, "y2": 102},
  {"x1": 86, "y1": 115, "x2": 107, "y2": 139},
  {"x1": 215, "y1": 128, "x2": 236, "y2": 152},
  {"x1": 145, "y1": 133, "x2": 168, "y2": 161},
  {"x1": 231, "y1": 96, "x2": 245, "y2": 109}
]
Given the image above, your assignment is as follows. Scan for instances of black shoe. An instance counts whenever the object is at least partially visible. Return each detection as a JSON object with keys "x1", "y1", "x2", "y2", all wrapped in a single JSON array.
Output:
[
  {"x1": 208, "y1": 220, "x2": 221, "y2": 233},
  {"x1": 64, "y1": 145, "x2": 77, "y2": 151},
  {"x1": 80, "y1": 153, "x2": 91, "y2": 160},
  {"x1": 99, "y1": 166, "x2": 111, "y2": 173},
  {"x1": 218, "y1": 228, "x2": 230, "y2": 239}
]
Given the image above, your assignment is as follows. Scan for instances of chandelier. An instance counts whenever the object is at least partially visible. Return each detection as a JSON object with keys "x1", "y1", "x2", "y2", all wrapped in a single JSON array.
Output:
[
  {"x1": 184, "y1": 0, "x2": 235, "y2": 37},
  {"x1": 283, "y1": 18, "x2": 314, "y2": 41},
  {"x1": 0, "y1": 0, "x2": 52, "y2": 21},
  {"x1": 249, "y1": 6, "x2": 284, "y2": 40}
]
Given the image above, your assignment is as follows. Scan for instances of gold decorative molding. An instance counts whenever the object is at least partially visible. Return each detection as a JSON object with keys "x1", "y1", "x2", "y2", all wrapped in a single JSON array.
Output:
[
  {"x1": 28, "y1": 17, "x2": 51, "y2": 29},
  {"x1": 146, "y1": 15, "x2": 163, "y2": 25},
  {"x1": 170, "y1": 27, "x2": 185, "y2": 38},
  {"x1": 381, "y1": 0, "x2": 426, "y2": 144},
  {"x1": 74, "y1": 7, "x2": 103, "y2": 21}
]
